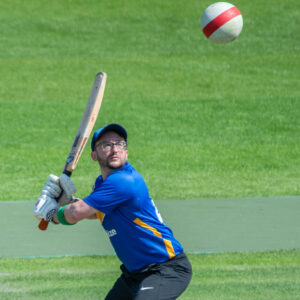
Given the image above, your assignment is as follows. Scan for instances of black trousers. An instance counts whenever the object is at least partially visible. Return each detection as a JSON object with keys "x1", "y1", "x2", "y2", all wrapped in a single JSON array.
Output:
[{"x1": 105, "y1": 253, "x2": 192, "y2": 300}]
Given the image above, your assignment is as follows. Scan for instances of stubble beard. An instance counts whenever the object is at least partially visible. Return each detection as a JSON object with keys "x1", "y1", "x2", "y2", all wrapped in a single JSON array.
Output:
[{"x1": 98, "y1": 153, "x2": 125, "y2": 171}]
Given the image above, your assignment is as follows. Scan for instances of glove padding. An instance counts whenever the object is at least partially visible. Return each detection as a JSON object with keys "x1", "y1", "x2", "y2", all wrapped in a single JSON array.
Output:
[
  {"x1": 58, "y1": 173, "x2": 77, "y2": 206},
  {"x1": 40, "y1": 174, "x2": 77, "y2": 206},
  {"x1": 33, "y1": 194, "x2": 59, "y2": 222},
  {"x1": 41, "y1": 174, "x2": 61, "y2": 198}
]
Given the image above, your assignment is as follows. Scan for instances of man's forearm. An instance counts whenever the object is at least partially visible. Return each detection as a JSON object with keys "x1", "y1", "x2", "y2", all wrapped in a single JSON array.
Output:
[
  {"x1": 86, "y1": 213, "x2": 98, "y2": 219},
  {"x1": 52, "y1": 204, "x2": 77, "y2": 225},
  {"x1": 53, "y1": 199, "x2": 98, "y2": 224}
]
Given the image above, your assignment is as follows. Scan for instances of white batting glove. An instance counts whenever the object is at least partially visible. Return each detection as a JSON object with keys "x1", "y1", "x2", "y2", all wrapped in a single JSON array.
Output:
[
  {"x1": 57, "y1": 174, "x2": 77, "y2": 206},
  {"x1": 40, "y1": 174, "x2": 77, "y2": 206},
  {"x1": 33, "y1": 194, "x2": 59, "y2": 222},
  {"x1": 41, "y1": 174, "x2": 62, "y2": 198}
]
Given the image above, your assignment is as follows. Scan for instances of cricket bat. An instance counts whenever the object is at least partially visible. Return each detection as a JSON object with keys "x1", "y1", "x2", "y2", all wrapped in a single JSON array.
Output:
[{"x1": 38, "y1": 72, "x2": 107, "y2": 231}]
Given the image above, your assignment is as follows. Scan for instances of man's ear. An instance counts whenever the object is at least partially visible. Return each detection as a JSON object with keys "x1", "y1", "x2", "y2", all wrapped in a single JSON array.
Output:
[{"x1": 91, "y1": 151, "x2": 98, "y2": 161}]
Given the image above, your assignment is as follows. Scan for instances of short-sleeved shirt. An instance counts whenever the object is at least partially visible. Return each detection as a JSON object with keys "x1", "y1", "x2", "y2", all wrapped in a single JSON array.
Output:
[{"x1": 83, "y1": 162, "x2": 184, "y2": 272}]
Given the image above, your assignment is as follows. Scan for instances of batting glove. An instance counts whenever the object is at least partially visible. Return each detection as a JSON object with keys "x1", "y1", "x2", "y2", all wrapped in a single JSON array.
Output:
[
  {"x1": 41, "y1": 174, "x2": 62, "y2": 198},
  {"x1": 40, "y1": 174, "x2": 77, "y2": 206},
  {"x1": 33, "y1": 194, "x2": 59, "y2": 222},
  {"x1": 57, "y1": 174, "x2": 77, "y2": 206}
]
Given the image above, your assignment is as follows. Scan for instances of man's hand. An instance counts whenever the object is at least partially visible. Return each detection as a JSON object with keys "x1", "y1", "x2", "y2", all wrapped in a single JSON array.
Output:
[
  {"x1": 58, "y1": 174, "x2": 77, "y2": 206},
  {"x1": 40, "y1": 174, "x2": 77, "y2": 206},
  {"x1": 33, "y1": 174, "x2": 77, "y2": 223},
  {"x1": 33, "y1": 194, "x2": 59, "y2": 222},
  {"x1": 41, "y1": 174, "x2": 62, "y2": 198}
]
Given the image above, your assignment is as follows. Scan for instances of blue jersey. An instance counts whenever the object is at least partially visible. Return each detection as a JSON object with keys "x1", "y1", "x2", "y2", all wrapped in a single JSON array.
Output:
[{"x1": 83, "y1": 162, "x2": 183, "y2": 272}]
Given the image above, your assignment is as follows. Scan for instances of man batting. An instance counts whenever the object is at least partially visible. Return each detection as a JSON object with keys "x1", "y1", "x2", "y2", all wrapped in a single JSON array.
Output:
[{"x1": 33, "y1": 123, "x2": 192, "y2": 299}]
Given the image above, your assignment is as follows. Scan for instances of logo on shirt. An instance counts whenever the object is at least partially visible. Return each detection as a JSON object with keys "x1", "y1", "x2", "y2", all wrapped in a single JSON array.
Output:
[{"x1": 106, "y1": 229, "x2": 117, "y2": 238}]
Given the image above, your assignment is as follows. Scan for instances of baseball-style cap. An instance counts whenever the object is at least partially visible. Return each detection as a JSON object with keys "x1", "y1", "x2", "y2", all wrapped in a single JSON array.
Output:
[{"x1": 91, "y1": 123, "x2": 127, "y2": 150}]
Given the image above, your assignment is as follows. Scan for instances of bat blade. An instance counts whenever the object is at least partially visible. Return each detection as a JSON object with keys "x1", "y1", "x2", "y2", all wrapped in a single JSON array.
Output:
[
  {"x1": 38, "y1": 72, "x2": 107, "y2": 231},
  {"x1": 63, "y1": 72, "x2": 107, "y2": 176}
]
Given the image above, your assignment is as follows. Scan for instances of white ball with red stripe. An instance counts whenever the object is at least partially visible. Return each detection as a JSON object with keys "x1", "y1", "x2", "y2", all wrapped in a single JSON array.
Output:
[{"x1": 201, "y1": 2, "x2": 243, "y2": 44}]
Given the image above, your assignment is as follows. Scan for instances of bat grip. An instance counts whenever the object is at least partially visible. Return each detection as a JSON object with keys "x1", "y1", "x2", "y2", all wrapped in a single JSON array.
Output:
[
  {"x1": 63, "y1": 170, "x2": 72, "y2": 177},
  {"x1": 38, "y1": 218, "x2": 49, "y2": 231}
]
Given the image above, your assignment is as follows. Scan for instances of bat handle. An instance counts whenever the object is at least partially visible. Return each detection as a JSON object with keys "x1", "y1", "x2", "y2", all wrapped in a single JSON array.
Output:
[
  {"x1": 63, "y1": 169, "x2": 72, "y2": 177},
  {"x1": 38, "y1": 218, "x2": 49, "y2": 231}
]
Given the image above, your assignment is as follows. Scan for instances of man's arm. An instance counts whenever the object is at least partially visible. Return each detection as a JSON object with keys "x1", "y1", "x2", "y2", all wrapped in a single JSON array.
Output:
[{"x1": 53, "y1": 199, "x2": 98, "y2": 224}]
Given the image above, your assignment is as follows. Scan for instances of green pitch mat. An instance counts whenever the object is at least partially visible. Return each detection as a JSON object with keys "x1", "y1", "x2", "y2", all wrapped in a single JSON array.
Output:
[{"x1": 0, "y1": 197, "x2": 299, "y2": 258}]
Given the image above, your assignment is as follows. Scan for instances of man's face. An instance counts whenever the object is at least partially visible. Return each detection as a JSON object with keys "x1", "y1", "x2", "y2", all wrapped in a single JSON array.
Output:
[{"x1": 92, "y1": 131, "x2": 128, "y2": 171}]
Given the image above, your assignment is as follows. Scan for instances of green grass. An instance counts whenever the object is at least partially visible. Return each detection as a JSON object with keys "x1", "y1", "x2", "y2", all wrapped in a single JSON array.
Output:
[
  {"x1": 0, "y1": 0, "x2": 299, "y2": 200},
  {"x1": 0, "y1": 1, "x2": 299, "y2": 299},
  {"x1": 1, "y1": 250, "x2": 300, "y2": 300}
]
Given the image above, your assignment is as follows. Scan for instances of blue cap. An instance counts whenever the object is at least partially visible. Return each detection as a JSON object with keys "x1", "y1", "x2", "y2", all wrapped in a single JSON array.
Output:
[{"x1": 91, "y1": 123, "x2": 127, "y2": 150}]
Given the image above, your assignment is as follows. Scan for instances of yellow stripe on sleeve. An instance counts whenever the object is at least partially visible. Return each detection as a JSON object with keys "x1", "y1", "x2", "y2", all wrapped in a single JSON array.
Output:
[
  {"x1": 133, "y1": 218, "x2": 175, "y2": 258},
  {"x1": 133, "y1": 218, "x2": 162, "y2": 237}
]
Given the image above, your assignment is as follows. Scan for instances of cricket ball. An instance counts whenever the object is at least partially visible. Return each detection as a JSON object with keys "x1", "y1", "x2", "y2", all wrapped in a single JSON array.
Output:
[{"x1": 201, "y1": 2, "x2": 243, "y2": 44}]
